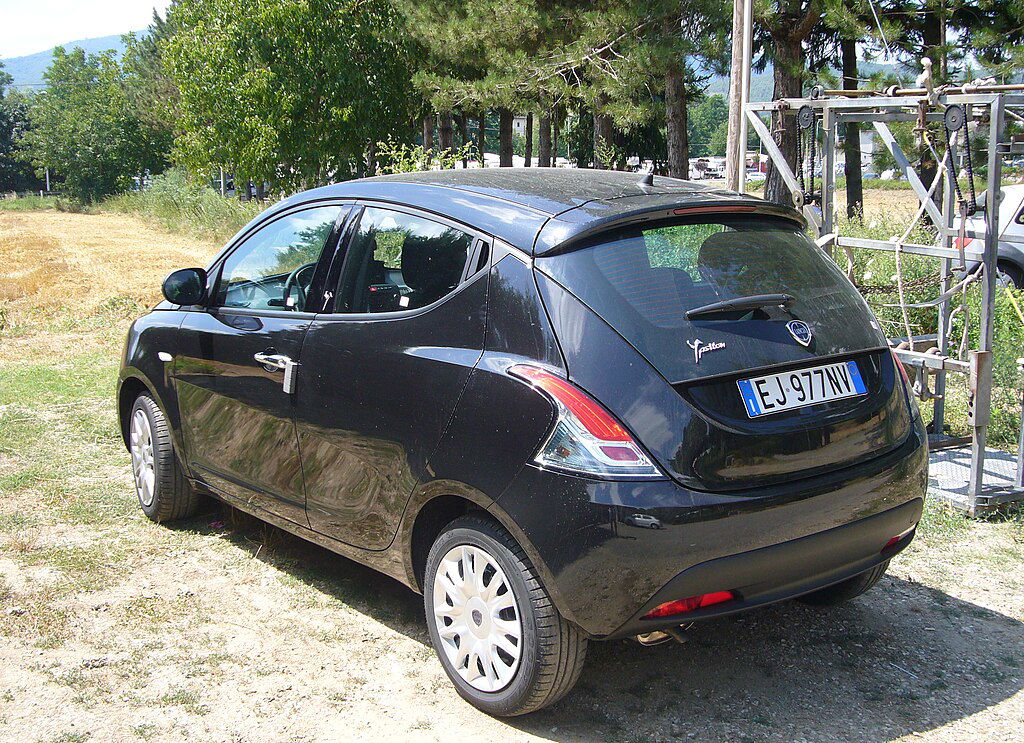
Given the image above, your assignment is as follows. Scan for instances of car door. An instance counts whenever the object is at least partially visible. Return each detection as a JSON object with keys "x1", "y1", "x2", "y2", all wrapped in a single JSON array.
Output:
[
  {"x1": 176, "y1": 204, "x2": 349, "y2": 524},
  {"x1": 295, "y1": 204, "x2": 489, "y2": 549}
]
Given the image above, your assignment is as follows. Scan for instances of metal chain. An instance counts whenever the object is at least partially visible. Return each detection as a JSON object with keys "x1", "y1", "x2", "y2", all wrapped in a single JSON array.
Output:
[
  {"x1": 855, "y1": 271, "x2": 944, "y2": 295},
  {"x1": 943, "y1": 107, "x2": 978, "y2": 215}
]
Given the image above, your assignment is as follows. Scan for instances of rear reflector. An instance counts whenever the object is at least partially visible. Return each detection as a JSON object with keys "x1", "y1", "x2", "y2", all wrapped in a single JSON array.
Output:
[
  {"x1": 643, "y1": 591, "x2": 735, "y2": 619},
  {"x1": 882, "y1": 525, "x2": 916, "y2": 553}
]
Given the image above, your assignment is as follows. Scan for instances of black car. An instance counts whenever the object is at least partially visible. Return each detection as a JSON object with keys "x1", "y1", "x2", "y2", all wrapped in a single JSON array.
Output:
[{"x1": 118, "y1": 170, "x2": 927, "y2": 716}]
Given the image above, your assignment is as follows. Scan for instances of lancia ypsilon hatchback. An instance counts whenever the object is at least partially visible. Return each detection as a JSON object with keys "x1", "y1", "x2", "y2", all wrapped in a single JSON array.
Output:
[{"x1": 118, "y1": 170, "x2": 926, "y2": 716}]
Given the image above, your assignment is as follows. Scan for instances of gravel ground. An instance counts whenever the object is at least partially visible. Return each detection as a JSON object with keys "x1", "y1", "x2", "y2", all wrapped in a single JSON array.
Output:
[{"x1": 1, "y1": 209, "x2": 1022, "y2": 742}]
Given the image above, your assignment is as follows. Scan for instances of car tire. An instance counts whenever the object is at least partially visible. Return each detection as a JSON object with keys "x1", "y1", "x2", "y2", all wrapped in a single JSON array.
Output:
[
  {"x1": 423, "y1": 514, "x2": 588, "y2": 716},
  {"x1": 129, "y1": 394, "x2": 200, "y2": 523},
  {"x1": 997, "y1": 262, "x2": 1024, "y2": 289},
  {"x1": 797, "y1": 560, "x2": 890, "y2": 607}
]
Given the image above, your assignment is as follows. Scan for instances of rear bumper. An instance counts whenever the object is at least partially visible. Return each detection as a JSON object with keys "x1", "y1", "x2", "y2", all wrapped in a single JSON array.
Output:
[
  {"x1": 613, "y1": 497, "x2": 920, "y2": 638},
  {"x1": 492, "y1": 421, "x2": 928, "y2": 638}
]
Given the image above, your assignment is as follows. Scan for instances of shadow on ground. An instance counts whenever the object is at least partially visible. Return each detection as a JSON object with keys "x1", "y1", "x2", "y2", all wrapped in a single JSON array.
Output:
[{"x1": 178, "y1": 505, "x2": 1023, "y2": 742}]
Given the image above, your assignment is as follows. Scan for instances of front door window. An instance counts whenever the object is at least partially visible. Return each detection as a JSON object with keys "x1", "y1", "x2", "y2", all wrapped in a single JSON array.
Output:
[{"x1": 215, "y1": 206, "x2": 343, "y2": 311}]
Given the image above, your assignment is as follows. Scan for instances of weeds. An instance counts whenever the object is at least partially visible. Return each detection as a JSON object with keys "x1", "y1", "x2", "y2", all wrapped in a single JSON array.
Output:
[{"x1": 105, "y1": 169, "x2": 263, "y2": 241}]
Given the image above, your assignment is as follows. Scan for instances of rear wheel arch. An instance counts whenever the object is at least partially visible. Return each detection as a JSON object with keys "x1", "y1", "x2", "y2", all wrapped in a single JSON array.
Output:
[
  {"x1": 403, "y1": 487, "x2": 581, "y2": 630},
  {"x1": 409, "y1": 494, "x2": 485, "y2": 590}
]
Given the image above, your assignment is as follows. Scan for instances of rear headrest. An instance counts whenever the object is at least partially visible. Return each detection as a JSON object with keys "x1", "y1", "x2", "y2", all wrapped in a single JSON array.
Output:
[
  {"x1": 400, "y1": 233, "x2": 467, "y2": 297},
  {"x1": 697, "y1": 230, "x2": 759, "y2": 271}
]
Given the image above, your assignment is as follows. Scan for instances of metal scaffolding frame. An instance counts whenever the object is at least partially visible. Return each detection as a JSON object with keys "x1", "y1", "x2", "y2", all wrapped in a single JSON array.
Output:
[{"x1": 742, "y1": 89, "x2": 1024, "y2": 514}]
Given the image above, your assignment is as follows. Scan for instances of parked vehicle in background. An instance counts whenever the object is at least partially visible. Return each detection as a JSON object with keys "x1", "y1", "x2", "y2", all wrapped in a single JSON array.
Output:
[
  {"x1": 954, "y1": 184, "x2": 1024, "y2": 288},
  {"x1": 625, "y1": 513, "x2": 663, "y2": 529},
  {"x1": 118, "y1": 170, "x2": 926, "y2": 716}
]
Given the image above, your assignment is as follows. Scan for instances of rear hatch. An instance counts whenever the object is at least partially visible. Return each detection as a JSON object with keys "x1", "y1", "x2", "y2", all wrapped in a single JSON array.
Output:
[{"x1": 535, "y1": 214, "x2": 912, "y2": 491}]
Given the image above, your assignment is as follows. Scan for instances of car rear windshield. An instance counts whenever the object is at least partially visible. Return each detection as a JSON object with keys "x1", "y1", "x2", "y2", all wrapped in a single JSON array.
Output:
[{"x1": 536, "y1": 216, "x2": 871, "y2": 380}]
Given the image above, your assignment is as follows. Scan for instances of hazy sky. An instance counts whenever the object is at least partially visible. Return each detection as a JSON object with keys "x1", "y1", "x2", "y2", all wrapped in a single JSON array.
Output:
[{"x1": 0, "y1": 0, "x2": 172, "y2": 58}]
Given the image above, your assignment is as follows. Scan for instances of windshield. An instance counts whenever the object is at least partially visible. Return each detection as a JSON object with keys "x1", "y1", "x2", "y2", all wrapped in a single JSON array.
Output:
[{"x1": 537, "y1": 216, "x2": 882, "y2": 382}]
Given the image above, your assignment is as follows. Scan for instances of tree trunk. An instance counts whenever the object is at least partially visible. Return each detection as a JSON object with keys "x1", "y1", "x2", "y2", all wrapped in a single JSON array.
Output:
[
  {"x1": 499, "y1": 109, "x2": 513, "y2": 167},
  {"x1": 477, "y1": 114, "x2": 486, "y2": 166},
  {"x1": 422, "y1": 114, "x2": 434, "y2": 152},
  {"x1": 551, "y1": 106, "x2": 560, "y2": 167},
  {"x1": 593, "y1": 107, "x2": 613, "y2": 169},
  {"x1": 439, "y1": 112, "x2": 454, "y2": 157},
  {"x1": 665, "y1": 62, "x2": 689, "y2": 179},
  {"x1": 524, "y1": 112, "x2": 533, "y2": 167},
  {"x1": 457, "y1": 113, "x2": 469, "y2": 168},
  {"x1": 841, "y1": 38, "x2": 863, "y2": 219},
  {"x1": 538, "y1": 112, "x2": 552, "y2": 167},
  {"x1": 764, "y1": 35, "x2": 803, "y2": 205},
  {"x1": 921, "y1": 6, "x2": 944, "y2": 82},
  {"x1": 365, "y1": 141, "x2": 377, "y2": 177}
]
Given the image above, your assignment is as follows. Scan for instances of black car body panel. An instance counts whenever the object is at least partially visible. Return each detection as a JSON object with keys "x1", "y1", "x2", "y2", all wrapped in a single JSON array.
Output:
[
  {"x1": 118, "y1": 169, "x2": 928, "y2": 644},
  {"x1": 297, "y1": 268, "x2": 489, "y2": 550},
  {"x1": 176, "y1": 308, "x2": 313, "y2": 525}
]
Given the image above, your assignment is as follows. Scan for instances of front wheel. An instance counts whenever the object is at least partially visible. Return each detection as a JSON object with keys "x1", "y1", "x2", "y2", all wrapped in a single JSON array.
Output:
[
  {"x1": 424, "y1": 515, "x2": 587, "y2": 716},
  {"x1": 129, "y1": 394, "x2": 200, "y2": 523}
]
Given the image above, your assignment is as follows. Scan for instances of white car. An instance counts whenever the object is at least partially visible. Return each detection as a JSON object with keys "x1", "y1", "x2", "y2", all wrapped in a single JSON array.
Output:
[
  {"x1": 954, "y1": 184, "x2": 1024, "y2": 288},
  {"x1": 625, "y1": 513, "x2": 663, "y2": 529}
]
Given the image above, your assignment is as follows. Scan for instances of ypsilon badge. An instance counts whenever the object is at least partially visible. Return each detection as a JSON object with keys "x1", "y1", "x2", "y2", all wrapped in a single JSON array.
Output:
[
  {"x1": 787, "y1": 320, "x2": 813, "y2": 347},
  {"x1": 686, "y1": 338, "x2": 726, "y2": 364}
]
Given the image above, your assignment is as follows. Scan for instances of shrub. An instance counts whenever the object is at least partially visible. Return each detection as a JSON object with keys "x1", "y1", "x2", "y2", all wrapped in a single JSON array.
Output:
[{"x1": 104, "y1": 168, "x2": 263, "y2": 241}]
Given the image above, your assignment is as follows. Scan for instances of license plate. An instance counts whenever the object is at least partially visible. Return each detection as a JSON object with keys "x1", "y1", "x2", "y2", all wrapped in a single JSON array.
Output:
[{"x1": 737, "y1": 360, "x2": 867, "y2": 418}]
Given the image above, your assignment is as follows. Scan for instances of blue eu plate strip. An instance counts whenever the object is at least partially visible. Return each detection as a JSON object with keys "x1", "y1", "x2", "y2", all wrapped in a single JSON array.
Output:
[
  {"x1": 737, "y1": 378, "x2": 762, "y2": 417},
  {"x1": 846, "y1": 360, "x2": 867, "y2": 394}
]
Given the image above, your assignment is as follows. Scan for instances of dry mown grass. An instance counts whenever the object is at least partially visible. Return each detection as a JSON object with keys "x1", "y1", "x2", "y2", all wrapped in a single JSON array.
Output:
[
  {"x1": 0, "y1": 210, "x2": 219, "y2": 361},
  {"x1": 1, "y1": 208, "x2": 1023, "y2": 742}
]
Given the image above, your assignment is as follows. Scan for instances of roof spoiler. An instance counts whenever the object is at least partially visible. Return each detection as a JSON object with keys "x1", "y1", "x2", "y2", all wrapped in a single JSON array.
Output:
[{"x1": 533, "y1": 200, "x2": 806, "y2": 257}]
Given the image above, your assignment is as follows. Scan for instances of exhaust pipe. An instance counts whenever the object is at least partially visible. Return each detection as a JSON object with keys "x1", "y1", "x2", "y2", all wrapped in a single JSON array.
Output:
[{"x1": 636, "y1": 623, "x2": 693, "y2": 646}]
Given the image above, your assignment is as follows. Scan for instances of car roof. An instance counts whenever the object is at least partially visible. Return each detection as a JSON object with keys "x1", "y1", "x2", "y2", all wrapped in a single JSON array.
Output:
[{"x1": 262, "y1": 169, "x2": 803, "y2": 256}]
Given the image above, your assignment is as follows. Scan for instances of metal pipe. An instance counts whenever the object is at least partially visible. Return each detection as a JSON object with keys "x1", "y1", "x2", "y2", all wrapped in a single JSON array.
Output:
[
  {"x1": 819, "y1": 83, "x2": 1024, "y2": 98},
  {"x1": 1018, "y1": 357, "x2": 1024, "y2": 489},
  {"x1": 968, "y1": 94, "x2": 1006, "y2": 508}
]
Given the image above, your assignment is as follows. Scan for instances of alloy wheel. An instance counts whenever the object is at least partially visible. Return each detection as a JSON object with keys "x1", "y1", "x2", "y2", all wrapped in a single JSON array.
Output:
[{"x1": 130, "y1": 409, "x2": 156, "y2": 507}]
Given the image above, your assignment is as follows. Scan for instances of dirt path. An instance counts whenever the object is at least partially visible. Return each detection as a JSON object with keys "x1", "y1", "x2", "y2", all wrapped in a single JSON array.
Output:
[{"x1": 1, "y1": 209, "x2": 1022, "y2": 741}]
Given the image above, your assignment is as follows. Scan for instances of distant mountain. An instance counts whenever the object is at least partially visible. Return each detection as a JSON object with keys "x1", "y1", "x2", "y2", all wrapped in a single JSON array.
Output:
[
  {"x1": 703, "y1": 60, "x2": 910, "y2": 102},
  {"x1": 1, "y1": 33, "x2": 140, "y2": 90}
]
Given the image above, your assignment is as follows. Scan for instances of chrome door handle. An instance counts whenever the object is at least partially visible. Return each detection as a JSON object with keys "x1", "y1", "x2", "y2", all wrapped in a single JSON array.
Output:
[
  {"x1": 254, "y1": 351, "x2": 298, "y2": 394},
  {"x1": 254, "y1": 351, "x2": 290, "y2": 370}
]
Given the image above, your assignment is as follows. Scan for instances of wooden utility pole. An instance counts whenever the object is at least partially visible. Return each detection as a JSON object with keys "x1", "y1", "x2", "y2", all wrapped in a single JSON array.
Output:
[{"x1": 725, "y1": 0, "x2": 746, "y2": 191}]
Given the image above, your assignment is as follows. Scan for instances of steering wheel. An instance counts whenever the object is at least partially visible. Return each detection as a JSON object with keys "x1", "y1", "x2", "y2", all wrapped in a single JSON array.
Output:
[{"x1": 283, "y1": 262, "x2": 318, "y2": 310}]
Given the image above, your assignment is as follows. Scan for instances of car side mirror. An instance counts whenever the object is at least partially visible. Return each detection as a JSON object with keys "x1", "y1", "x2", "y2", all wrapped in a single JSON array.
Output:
[{"x1": 162, "y1": 268, "x2": 208, "y2": 306}]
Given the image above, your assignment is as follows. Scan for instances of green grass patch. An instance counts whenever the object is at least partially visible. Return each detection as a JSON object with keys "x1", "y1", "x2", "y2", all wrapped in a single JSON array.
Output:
[
  {"x1": 0, "y1": 195, "x2": 60, "y2": 211},
  {"x1": 917, "y1": 499, "x2": 973, "y2": 544},
  {"x1": 158, "y1": 687, "x2": 210, "y2": 716}
]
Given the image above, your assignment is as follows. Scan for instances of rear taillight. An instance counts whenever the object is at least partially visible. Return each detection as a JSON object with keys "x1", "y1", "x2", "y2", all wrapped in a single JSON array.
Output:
[
  {"x1": 508, "y1": 365, "x2": 663, "y2": 478},
  {"x1": 643, "y1": 591, "x2": 736, "y2": 619},
  {"x1": 954, "y1": 236, "x2": 974, "y2": 250}
]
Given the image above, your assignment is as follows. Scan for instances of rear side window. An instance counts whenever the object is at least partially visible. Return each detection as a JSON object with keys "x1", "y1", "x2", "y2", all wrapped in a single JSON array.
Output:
[
  {"x1": 336, "y1": 207, "x2": 474, "y2": 313},
  {"x1": 537, "y1": 217, "x2": 869, "y2": 376}
]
